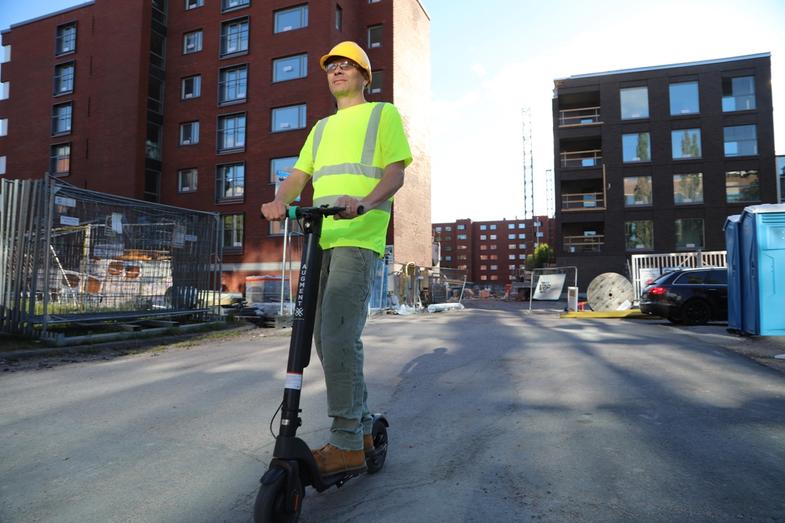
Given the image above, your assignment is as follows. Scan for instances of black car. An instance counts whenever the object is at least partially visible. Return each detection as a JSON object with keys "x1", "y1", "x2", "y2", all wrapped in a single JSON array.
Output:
[{"x1": 640, "y1": 268, "x2": 728, "y2": 325}]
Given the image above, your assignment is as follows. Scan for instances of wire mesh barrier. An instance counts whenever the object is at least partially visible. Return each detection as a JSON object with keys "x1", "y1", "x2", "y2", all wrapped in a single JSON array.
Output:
[{"x1": 0, "y1": 177, "x2": 222, "y2": 338}]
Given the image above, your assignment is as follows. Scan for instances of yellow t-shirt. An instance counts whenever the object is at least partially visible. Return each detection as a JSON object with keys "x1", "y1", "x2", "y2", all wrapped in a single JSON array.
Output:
[{"x1": 294, "y1": 102, "x2": 412, "y2": 256}]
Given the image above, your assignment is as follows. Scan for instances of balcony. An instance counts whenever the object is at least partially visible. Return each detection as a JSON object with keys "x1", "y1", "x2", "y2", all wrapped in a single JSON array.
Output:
[
  {"x1": 561, "y1": 191, "x2": 605, "y2": 211},
  {"x1": 559, "y1": 106, "x2": 601, "y2": 127},
  {"x1": 563, "y1": 234, "x2": 605, "y2": 253},
  {"x1": 560, "y1": 149, "x2": 602, "y2": 169}
]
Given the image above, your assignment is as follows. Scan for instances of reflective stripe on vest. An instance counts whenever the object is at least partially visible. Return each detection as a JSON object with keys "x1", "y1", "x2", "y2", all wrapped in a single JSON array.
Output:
[{"x1": 311, "y1": 102, "x2": 388, "y2": 192}]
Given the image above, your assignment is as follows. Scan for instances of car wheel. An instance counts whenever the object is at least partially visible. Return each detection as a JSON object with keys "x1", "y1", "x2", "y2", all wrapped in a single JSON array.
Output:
[{"x1": 681, "y1": 299, "x2": 711, "y2": 325}]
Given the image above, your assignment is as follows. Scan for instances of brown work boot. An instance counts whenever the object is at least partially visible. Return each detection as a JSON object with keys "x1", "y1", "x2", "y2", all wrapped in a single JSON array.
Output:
[
  {"x1": 363, "y1": 433, "x2": 374, "y2": 455},
  {"x1": 311, "y1": 444, "x2": 367, "y2": 476}
]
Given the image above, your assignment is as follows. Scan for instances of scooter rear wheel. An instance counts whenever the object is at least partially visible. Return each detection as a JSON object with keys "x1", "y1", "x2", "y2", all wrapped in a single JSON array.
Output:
[
  {"x1": 254, "y1": 470, "x2": 303, "y2": 523},
  {"x1": 366, "y1": 418, "x2": 389, "y2": 474}
]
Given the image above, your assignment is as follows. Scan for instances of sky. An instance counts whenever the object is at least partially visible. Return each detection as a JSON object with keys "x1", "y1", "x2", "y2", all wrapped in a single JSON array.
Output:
[{"x1": 2, "y1": 0, "x2": 784, "y2": 222}]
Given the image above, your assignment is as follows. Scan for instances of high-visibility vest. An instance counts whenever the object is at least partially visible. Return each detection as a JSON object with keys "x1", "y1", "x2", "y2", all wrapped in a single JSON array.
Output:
[{"x1": 296, "y1": 102, "x2": 411, "y2": 256}]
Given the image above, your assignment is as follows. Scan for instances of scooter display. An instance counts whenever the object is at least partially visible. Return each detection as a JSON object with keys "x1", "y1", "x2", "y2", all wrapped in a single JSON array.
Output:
[{"x1": 255, "y1": 205, "x2": 389, "y2": 523}]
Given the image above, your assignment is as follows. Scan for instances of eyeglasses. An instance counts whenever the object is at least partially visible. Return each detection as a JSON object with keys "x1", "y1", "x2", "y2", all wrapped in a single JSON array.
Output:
[{"x1": 325, "y1": 60, "x2": 358, "y2": 74}]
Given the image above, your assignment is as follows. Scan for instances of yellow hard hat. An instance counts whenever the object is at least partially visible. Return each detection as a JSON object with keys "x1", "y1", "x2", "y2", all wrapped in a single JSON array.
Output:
[{"x1": 320, "y1": 41, "x2": 372, "y2": 84}]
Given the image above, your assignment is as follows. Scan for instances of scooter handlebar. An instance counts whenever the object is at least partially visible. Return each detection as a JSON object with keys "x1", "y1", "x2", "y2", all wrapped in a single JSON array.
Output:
[{"x1": 260, "y1": 205, "x2": 365, "y2": 221}]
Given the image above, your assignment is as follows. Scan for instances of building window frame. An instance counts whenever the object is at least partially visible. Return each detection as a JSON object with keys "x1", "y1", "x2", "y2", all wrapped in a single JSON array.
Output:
[
  {"x1": 181, "y1": 74, "x2": 201, "y2": 99},
  {"x1": 218, "y1": 64, "x2": 248, "y2": 105},
  {"x1": 216, "y1": 162, "x2": 245, "y2": 203},
  {"x1": 673, "y1": 173, "x2": 704, "y2": 205},
  {"x1": 179, "y1": 121, "x2": 200, "y2": 145},
  {"x1": 723, "y1": 124, "x2": 758, "y2": 157},
  {"x1": 726, "y1": 170, "x2": 761, "y2": 203},
  {"x1": 53, "y1": 62, "x2": 75, "y2": 96},
  {"x1": 274, "y1": 4, "x2": 309, "y2": 33},
  {"x1": 625, "y1": 220, "x2": 654, "y2": 251},
  {"x1": 51, "y1": 102, "x2": 73, "y2": 136},
  {"x1": 622, "y1": 132, "x2": 651, "y2": 163},
  {"x1": 49, "y1": 143, "x2": 71, "y2": 176},
  {"x1": 336, "y1": 4, "x2": 343, "y2": 31},
  {"x1": 620, "y1": 86, "x2": 649, "y2": 120},
  {"x1": 220, "y1": 17, "x2": 249, "y2": 57},
  {"x1": 178, "y1": 168, "x2": 198, "y2": 193},
  {"x1": 675, "y1": 218, "x2": 705, "y2": 251},
  {"x1": 186, "y1": 0, "x2": 204, "y2": 10},
  {"x1": 671, "y1": 128, "x2": 702, "y2": 160},
  {"x1": 221, "y1": 0, "x2": 250, "y2": 13},
  {"x1": 368, "y1": 25, "x2": 383, "y2": 48},
  {"x1": 273, "y1": 54, "x2": 308, "y2": 83},
  {"x1": 722, "y1": 75, "x2": 756, "y2": 112},
  {"x1": 669, "y1": 81, "x2": 700, "y2": 116},
  {"x1": 222, "y1": 213, "x2": 245, "y2": 252},
  {"x1": 55, "y1": 22, "x2": 77, "y2": 56},
  {"x1": 217, "y1": 113, "x2": 247, "y2": 153},
  {"x1": 271, "y1": 104, "x2": 306, "y2": 133},
  {"x1": 183, "y1": 30, "x2": 203, "y2": 54}
]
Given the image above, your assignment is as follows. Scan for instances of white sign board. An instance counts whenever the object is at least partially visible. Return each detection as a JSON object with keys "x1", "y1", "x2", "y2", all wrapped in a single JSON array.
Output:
[
  {"x1": 638, "y1": 268, "x2": 662, "y2": 289},
  {"x1": 533, "y1": 273, "x2": 566, "y2": 300}
]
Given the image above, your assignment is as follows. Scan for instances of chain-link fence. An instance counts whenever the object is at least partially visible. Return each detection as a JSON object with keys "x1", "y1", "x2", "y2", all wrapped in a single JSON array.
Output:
[{"x1": 1, "y1": 177, "x2": 222, "y2": 337}]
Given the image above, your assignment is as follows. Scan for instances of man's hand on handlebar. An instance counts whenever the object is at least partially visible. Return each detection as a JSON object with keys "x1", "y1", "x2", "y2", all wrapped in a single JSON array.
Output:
[
  {"x1": 260, "y1": 200, "x2": 287, "y2": 221},
  {"x1": 334, "y1": 196, "x2": 366, "y2": 220}
]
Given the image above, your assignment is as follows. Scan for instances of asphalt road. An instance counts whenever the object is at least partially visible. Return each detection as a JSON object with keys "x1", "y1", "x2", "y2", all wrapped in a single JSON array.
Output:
[{"x1": 1, "y1": 303, "x2": 785, "y2": 522}]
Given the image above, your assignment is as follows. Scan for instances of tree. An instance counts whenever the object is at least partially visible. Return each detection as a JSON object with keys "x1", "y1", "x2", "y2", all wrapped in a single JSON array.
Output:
[{"x1": 525, "y1": 243, "x2": 554, "y2": 270}]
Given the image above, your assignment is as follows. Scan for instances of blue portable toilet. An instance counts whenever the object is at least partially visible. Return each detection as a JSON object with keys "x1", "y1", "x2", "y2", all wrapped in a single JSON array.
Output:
[
  {"x1": 739, "y1": 203, "x2": 785, "y2": 336},
  {"x1": 723, "y1": 214, "x2": 742, "y2": 333}
]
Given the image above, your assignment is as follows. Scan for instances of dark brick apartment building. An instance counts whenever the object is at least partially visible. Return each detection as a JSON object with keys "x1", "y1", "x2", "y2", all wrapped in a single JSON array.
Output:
[
  {"x1": 0, "y1": 0, "x2": 431, "y2": 292},
  {"x1": 432, "y1": 216, "x2": 554, "y2": 290},
  {"x1": 553, "y1": 53, "x2": 777, "y2": 289}
]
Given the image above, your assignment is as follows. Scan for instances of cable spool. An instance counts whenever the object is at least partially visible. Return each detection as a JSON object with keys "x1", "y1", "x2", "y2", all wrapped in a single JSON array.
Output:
[{"x1": 586, "y1": 272, "x2": 634, "y2": 312}]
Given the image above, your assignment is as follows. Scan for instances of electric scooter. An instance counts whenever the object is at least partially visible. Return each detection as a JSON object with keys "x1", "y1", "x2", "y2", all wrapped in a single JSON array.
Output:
[{"x1": 255, "y1": 205, "x2": 389, "y2": 523}]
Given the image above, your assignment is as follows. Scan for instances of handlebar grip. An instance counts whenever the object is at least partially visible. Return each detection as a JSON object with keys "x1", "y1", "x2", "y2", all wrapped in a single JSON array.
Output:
[{"x1": 357, "y1": 205, "x2": 365, "y2": 216}]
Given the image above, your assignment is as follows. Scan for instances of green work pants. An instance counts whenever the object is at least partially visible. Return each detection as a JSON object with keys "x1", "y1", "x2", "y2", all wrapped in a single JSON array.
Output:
[{"x1": 313, "y1": 247, "x2": 377, "y2": 451}]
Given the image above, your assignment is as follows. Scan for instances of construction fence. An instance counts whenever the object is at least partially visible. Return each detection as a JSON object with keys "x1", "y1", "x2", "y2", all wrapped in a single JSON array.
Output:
[{"x1": 0, "y1": 177, "x2": 222, "y2": 338}]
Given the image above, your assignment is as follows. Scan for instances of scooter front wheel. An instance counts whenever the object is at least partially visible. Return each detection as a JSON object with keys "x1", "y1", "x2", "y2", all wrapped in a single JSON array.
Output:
[{"x1": 254, "y1": 468, "x2": 303, "y2": 523}]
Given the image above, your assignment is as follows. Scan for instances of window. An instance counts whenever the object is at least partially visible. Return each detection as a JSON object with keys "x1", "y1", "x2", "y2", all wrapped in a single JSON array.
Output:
[
  {"x1": 0, "y1": 118, "x2": 7, "y2": 136},
  {"x1": 219, "y1": 65, "x2": 247, "y2": 104},
  {"x1": 489, "y1": 224, "x2": 497, "y2": 230},
  {"x1": 143, "y1": 169, "x2": 161, "y2": 202},
  {"x1": 54, "y1": 62, "x2": 74, "y2": 95},
  {"x1": 479, "y1": 225, "x2": 487, "y2": 231},
  {"x1": 217, "y1": 113, "x2": 246, "y2": 152},
  {"x1": 445, "y1": 226, "x2": 452, "y2": 231},
  {"x1": 146, "y1": 123, "x2": 162, "y2": 160},
  {"x1": 722, "y1": 76, "x2": 755, "y2": 112},
  {"x1": 148, "y1": 76, "x2": 164, "y2": 113},
  {"x1": 222, "y1": 0, "x2": 249, "y2": 11},
  {"x1": 508, "y1": 244, "x2": 516, "y2": 250},
  {"x1": 518, "y1": 233, "x2": 526, "y2": 240},
  {"x1": 272, "y1": 104, "x2": 306, "y2": 132},
  {"x1": 674, "y1": 271, "x2": 710, "y2": 285},
  {"x1": 508, "y1": 233, "x2": 516, "y2": 240},
  {"x1": 150, "y1": 31, "x2": 165, "y2": 68},
  {"x1": 51, "y1": 103, "x2": 72, "y2": 135},
  {"x1": 369, "y1": 0, "x2": 381, "y2": 3},
  {"x1": 274, "y1": 5, "x2": 308, "y2": 33},
  {"x1": 271, "y1": 156, "x2": 301, "y2": 203},
  {"x1": 480, "y1": 245, "x2": 487, "y2": 251},
  {"x1": 669, "y1": 81, "x2": 699, "y2": 115},
  {"x1": 490, "y1": 244, "x2": 497, "y2": 250},
  {"x1": 368, "y1": 25, "x2": 383, "y2": 48},
  {"x1": 181, "y1": 75, "x2": 201, "y2": 99},
  {"x1": 622, "y1": 132, "x2": 650, "y2": 163},
  {"x1": 518, "y1": 254, "x2": 526, "y2": 260},
  {"x1": 216, "y1": 163, "x2": 245, "y2": 201},
  {"x1": 673, "y1": 174, "x2": 703, "y2": 205},
  {"x1": 369, "y1": 71, "x2": 383, "y2": 94},
  {"x1": 518, "y1": 223, "x2": 526, "y2": 229},
  {"x1": 457, "y1": 234, "x2": 467, "y2": 240},
  {"x1": 336, "y1": 5, "x2": 343, "y2": 31},
  {"x1": 183, "y1": 30, "x2": 203, "y2": 54},
  {"x1": 507, "y1": 223, "x2": 515, "y2": 230},
  {"x1": 726, "y1": 170, "x2": 760, "y2": 203},
  {"x1": 179, "y1": 121, "x2": 199, "y2": 145},
  {"x1": 480, "y1": 235, "x2": 486, "y2": 240},
  {"x1": 490, "y1": 234, "x2": 497, "y2": 240},
  {"x1": 519, "y1": 244, "x2": 526, "y2": 250},
  {"x1": 56, "y1": 23, "x2": 76, "y2": 55},
  {"x1": 623, "y1": 176, "x2": 652, "y2": 206},
  {"x1": 508, "y1": 254, "x2": 515, "y2": 260},
  {"x1": 222, "y1": 214, "x2": 244, "y2": 251},
  {"x1": 270, "y1": 156, "x2": 297, "y2": 183},
  {"x1": 0, "y1": 82, "x2": 8, "y2": 100},
  {"x1": 444, "y1": 256, "x2": 452, "y2": 262},
  {"x1": 620, "y1": 86, "x2": 649, "y2": 119},
  {"x1": 0, "y1": 156, "x2": 5, "y2": 175},
  {"x1": 675, "y1": 218, "x2": 704, "y2": 250},
  {"x1": 273, "y1": 54, "x2": 307, "y2": 82},
  {"x1": 625, "y1": 221, "x2": 653, "y2": 251},
  {"x1": 49, "y1": 144, "x2": 70, "y2": 175},
  {"x1": 671, "y1": 129, "x2": 701, "y2": 160},
  {"x1": 221, "y1": 18, "x2": 249, "y2": 56},
  {"x1": 509, "y1": 264, "x2": 516, "y2": 270},
  {"x1": 186, "y1": 0, "x2": 204, "y2": 9},
  {"x1": 178, "y1": 169, "x2": 198, "y2": 192},
  {"x1": 490, "y1": 265, "x2": 498, "y2": 271},
  {"x1": 724, "y1": 125, "x2": 757, "y2": 157}
]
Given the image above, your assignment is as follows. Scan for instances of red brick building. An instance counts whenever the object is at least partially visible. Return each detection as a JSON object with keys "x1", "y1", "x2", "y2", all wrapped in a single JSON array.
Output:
[
  {"x1": 432, "y1": 216, "x2": 554, "y2": 290},
  {"x1": 0, "y1": 0, "x2": 431, "y2": 292}
]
